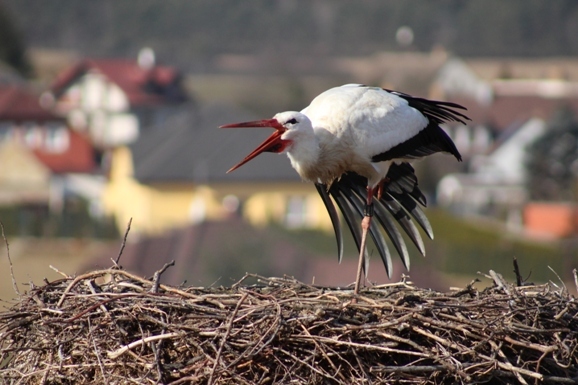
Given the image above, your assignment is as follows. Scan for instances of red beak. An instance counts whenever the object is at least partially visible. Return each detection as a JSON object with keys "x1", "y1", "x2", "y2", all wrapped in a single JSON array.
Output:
[{"x1": 220, "y1": 119, "x2": 290, "y2": 173}]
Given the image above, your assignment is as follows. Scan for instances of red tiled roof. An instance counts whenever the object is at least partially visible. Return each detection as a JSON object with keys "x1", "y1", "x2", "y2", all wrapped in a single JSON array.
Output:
[
  {"x1": 33, "y1": 130, "x2": 96, "y2": 173},
  {"x1": 0, "y1": 86, "x2": 61, "y2": 122},
  {"x1": 51, "y1": 59, "x2": 185, "y2": 107},
  {"x1": 448, "y1": 95, "x2": 578, "y2": 131},
  {"x1": 490, "y1": 96, "x2": 578, "y2": 128},
  {"x1": 524, "y1": 202, "x2": 578, "y2": 239}
]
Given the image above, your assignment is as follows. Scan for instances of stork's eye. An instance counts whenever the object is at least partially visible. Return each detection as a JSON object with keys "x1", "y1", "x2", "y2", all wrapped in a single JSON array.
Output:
[{"x1": 286, "y1": 118, "x2": 298, "y2": 125}]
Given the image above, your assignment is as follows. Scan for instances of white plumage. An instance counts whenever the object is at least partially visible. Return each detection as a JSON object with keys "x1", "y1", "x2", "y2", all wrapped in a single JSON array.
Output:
[{"x1": 303, "y1": 85, "x2": 428, "y2": 167}]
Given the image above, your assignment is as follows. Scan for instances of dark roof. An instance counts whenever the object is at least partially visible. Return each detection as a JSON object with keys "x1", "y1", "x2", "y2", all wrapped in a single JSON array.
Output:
[
  {"x1": 86, "y1": 218, "x2": 314, "y2": 287},
  {"x1": 0, "y1": 85, "x2": 62, "y2": 122},
  {"x1": 131, "y1": 102, "x2": 300, "y2": 183},
  {"x1": 85, "y1": 218, "x2": 449, "y2": 289},
  {"x1": 51, "y1": 59, "x2": 187, "y2": 106}
]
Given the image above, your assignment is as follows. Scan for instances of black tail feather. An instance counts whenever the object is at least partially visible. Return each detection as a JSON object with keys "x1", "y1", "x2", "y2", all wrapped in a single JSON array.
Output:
[
  {"x1": 314, "y1": 183, "x2": 343, "y2": 263},
  {"x1": 314, "y1": 162, "x2": 432, "y2": 278},
  {"x1": 329, "y1": 181, "x2": 393, "y2": 278}
]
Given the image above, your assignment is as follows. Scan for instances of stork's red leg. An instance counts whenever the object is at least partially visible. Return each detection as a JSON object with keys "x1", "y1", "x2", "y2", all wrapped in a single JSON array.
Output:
[
  {"x1": 353, "y1": 186, "x2": 375, "y2": 296},
  {"x1": 376, "y1": 177, "x2": 390, "y2": 200}
]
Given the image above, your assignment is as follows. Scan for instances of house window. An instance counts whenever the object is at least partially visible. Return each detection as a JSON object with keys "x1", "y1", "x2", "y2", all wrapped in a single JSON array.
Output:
[
  {"x1": 285, "y1": 196, "x2": 308, "y2": 228},
  {"x1": 45, "y1": 125, "x2": 70, "y2": 153},
  {"x1": 23, "y1": 122, "x2": 43, "y2": 148},
  {"x1": 0, "y1": 122, "x2": 13, "y2": 142}
]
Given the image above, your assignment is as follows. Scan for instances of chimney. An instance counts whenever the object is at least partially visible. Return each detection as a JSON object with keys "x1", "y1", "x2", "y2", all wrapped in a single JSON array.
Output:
[{"x1": 138, "y1": 47, "x2": 155, "y2": 70}]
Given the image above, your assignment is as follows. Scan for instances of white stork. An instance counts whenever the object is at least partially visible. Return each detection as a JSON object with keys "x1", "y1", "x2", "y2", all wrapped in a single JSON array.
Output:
[{"x1": 220, "y1": 84, "x2": 468, "y2": 294}]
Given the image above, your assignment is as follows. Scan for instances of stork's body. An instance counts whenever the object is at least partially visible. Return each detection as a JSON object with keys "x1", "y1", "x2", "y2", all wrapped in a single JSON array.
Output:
[{"x1": 221, "y1": 84, "x2": 468, "y2": 294}]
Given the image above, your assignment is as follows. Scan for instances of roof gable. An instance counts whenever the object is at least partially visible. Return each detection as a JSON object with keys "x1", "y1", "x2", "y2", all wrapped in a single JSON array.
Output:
[{"x1": 51, "y1": 58, "x2": 187, "y2": 107}]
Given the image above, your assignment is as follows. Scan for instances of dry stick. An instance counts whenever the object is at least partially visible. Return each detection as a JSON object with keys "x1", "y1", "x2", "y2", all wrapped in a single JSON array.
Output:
[
  {"x1": 411, "y1": 325, "x2": 464, "y2": 352},
  {"x1": 490, "y1": 270, "x2": 511, "y2": 296},
  {"x1": 49, "y1": 265, "x2": 71, "y2": 279},
  {"x1": 226, "y1": 299, "x2": 283, "y2": 368},
  {"x1": 113, "y1": 217, "x2": 132, "y2": 266},
  {"x1": 371, "y1": 364, "x2": 483, "y2": 374},
  {"x1": 491, "y1": 340, "x2": 529, "y2": 385},
  {"x1": 56, "y1": 265, "x2": 183, "y2": 309},
  {"x1": 291, "y1": 334, "x2": 431, "y2": 358},
  {"x1": 1, "y1": 221, "x2": 20, "y2": 297},
  {"x1": 89, "y1": 318, "x2": 110, "y2": 385},
  {"x1": 57, "y1": 271, "x2": 110, "y2": 308},
  {"x1": 451, "y1": 278, "x2": 480, "y2": 297},
  {"x1": 108, "y1": 268, "x2": 200, "y2": 299},
  {"x1": 297, "y1": 321, "x2": 346, "y2": 382},
  {"x1": 207, "y1": 292, "x2": 249, "y2": 385},
  {"x1": 85, "y1": 280, "x2": 111, "y2": 317},
  {"x1": 40, "y1": 352, "x2": 53, "y2": 385},
  {"x1": 502, "y1": 335, "x2": 557, "y2": 354},
  {"x1": 513, "y1": 256, "x2": 523, "y2": 286},
  {"x1": 107, "y1": 332, "x2": 180, "y2": 359},
  {"x1": 150, "y1": 260, "x2": 175, "y2": 293},
  {"x1": 278, "y1": 347, "x2": 335, "y2": 380},
  {"x1": 548, "y1": 265, "x2": 567, "y2": 292},
  {"x1": 151, "y1": 337, "x2": 164, "y2": 384},
  {"x1": 573, "y1": 268, "x2": 578, "y2": 294}
]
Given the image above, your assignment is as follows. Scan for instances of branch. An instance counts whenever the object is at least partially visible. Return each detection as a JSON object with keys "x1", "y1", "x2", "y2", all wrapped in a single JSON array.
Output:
[
  {"x1": 150, "y1": 260, "x2": 175, "y2": 293},
  {"x1": 1, "y1": 221, "x2": 20, "y2": 297},
  {"x1": 107, "y1": 332, "x2": 180, "y2": 359},
  {"x1": 113, "y1": 217, "x2": 132, "y2": 267}
]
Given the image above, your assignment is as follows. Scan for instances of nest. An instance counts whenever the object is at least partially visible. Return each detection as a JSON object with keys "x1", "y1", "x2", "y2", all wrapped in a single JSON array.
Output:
[{"x1": 1, "y1": 262, "x2": 578, "y2": 385}]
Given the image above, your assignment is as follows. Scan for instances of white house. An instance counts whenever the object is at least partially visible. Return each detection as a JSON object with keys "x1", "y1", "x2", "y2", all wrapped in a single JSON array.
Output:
[
  {"x1": 437, "y1": 118, "x2": 546, "y2": 228},
  {"x1": 43, "y1": 50, "x2": 188, "y2": 150}
]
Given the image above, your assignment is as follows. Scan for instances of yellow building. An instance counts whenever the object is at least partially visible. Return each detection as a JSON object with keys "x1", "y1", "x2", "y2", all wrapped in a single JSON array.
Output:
[{"x1": 102, "y1": 102, "x2": 333, "y2": 235}]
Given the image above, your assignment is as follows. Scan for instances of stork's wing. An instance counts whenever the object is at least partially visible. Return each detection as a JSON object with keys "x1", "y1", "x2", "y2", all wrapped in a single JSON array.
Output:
[
  {"x1": 371, "y1": 90, "x2": 469, "y2": 163},
  {"x1": 315, "y1": 162, "x2": 431, "y2": 278}
]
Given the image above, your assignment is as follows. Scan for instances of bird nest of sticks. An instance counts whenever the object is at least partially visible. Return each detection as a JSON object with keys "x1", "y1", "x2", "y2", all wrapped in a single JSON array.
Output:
[{"x1": 1, "y1": 262, "x2": 578, "y2": 385}]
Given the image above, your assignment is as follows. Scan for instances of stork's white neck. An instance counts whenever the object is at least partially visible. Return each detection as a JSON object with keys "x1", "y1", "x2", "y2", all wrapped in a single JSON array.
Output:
[{"x1": 285, "y1": 133, "x2": 320, "y2": 182}]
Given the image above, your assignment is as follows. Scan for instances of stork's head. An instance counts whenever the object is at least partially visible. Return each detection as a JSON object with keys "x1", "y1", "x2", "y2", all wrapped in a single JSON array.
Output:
[{"x1": 220, "y1": 111, "x2": 313, "y2": 173}]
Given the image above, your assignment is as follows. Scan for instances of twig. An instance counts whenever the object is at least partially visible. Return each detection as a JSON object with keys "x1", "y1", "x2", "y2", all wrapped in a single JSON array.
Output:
[
  {"x1": 1, "y1": 221, "x2": 20, "y2": 297},
  {"x1": 208, "y1": 292, "x2": 249, "y2": 385},
  {"x1": 49, "y1": 265, "x2": 71, "y2": 279},
  {"x1": 548, "y1": 265, "x2": 566, "y2": 292},
  {"x1": 113, "y1": 217, "x2": 132, "y2": 267},
  {"x1": 85, "y1": 280, "x2": 110, "y2": 317},
  {"x1": 513, "y1": 256, "x2": 522, "y2": 286},
  {"x1": 57, "y1": 271, "x2": 109, "y2": 308},
  {"x1": 151, "y1": 336, "x2": 165, "y2": 385},
  {"x1": 451, "y1": 278, "x2": 480, "y2": 297},
  {"x1": 89, "y1": 318, "x2": 110, "y2": 385},
  {"x1": 107, "y1": 332, "x2": 180, "y2": 359},
  {"x1": 291, "y1": 334, "x2": 431, "y2": 358},
  {"x1": 150, "y1": 260, "x2": 175, "y2": 293}
]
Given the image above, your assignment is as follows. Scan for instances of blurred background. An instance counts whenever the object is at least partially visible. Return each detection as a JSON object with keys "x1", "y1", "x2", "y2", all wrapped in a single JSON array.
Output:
[{"x1": 1, "y1": 0, "x2": 578, "y2": 301}]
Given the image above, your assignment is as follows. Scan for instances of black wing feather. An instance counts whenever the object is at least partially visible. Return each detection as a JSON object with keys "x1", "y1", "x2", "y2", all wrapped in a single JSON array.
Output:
[{"x1": 384, "y1": 89, "x2": 470, "y2": 125}]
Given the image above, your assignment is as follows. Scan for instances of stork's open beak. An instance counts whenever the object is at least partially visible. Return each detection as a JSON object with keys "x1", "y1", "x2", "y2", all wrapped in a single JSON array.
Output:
[{"x1": 220, "y1": 119, "x2": 289, "y2": 173}]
